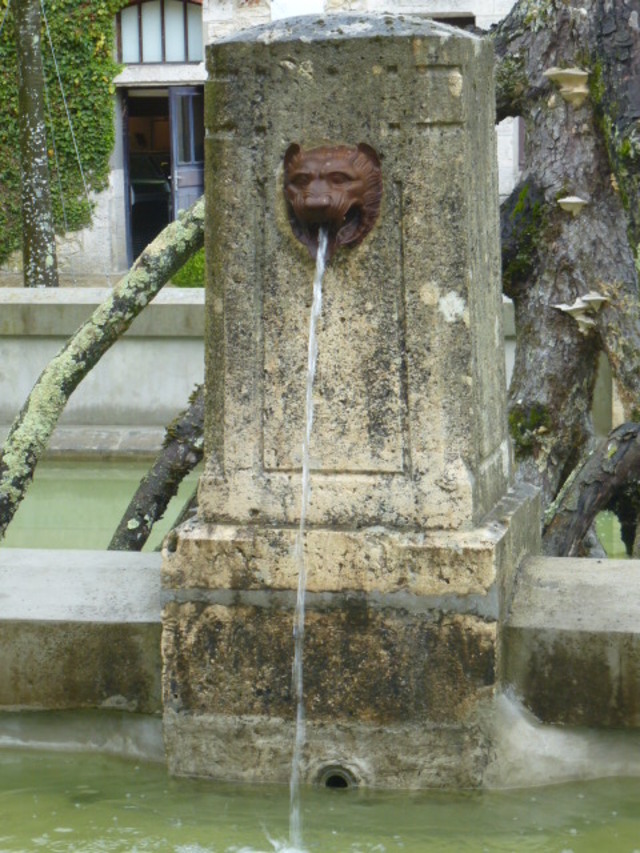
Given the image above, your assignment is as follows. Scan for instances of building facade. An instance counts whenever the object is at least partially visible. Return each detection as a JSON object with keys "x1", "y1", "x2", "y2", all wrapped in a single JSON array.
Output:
[{"x1": 1, "y1": 0, "x2": 519, "y2": 286}]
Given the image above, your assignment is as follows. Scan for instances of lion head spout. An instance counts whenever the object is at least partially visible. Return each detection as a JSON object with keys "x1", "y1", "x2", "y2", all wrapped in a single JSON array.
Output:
[{"x1": 283, "y1": 142, "x2": 382, "y2": 259}]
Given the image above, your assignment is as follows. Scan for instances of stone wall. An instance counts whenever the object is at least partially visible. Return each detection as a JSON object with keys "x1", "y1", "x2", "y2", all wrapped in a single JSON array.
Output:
[{"x1": 0, "y1": 288, "x2": 204, "y2": 454}]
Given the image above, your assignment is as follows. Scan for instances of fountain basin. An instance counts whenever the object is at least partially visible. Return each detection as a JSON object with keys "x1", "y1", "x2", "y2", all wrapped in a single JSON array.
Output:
[{"x1": 6, "y1": 746, "x2": 640, "y2": 852}]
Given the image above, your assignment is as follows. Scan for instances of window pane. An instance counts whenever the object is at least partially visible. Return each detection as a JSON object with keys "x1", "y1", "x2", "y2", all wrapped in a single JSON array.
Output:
[
  {"x1": 187, "y1": 3, "x2": 203, "y2": 61},
  {"x1": 121, "y1": 6, "x2": 140, "y2": 63},
  {"x1": 192, "y1": 93, "x2": 204, "y2": 161},
  {"x1": 141, "y1": 0, "x2": 163, "y2": 62},
  {"x1": 178, "y1": 97, "x2": 192, "y2": 163},
  {"x1": 165, "y1": 0, "x2": 186, "y2": 62}
]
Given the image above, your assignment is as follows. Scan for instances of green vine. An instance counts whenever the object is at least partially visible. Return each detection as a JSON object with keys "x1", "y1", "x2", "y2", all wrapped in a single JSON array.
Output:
[{"x1": 0, "y1": 0, "x2": 127, "y2": 265}]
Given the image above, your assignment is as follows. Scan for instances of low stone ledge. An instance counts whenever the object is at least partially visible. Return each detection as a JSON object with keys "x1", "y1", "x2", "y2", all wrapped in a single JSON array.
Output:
[
  {"x1": 0, "y1": 287, "x2": 204, "y2": 338},
  {"x1": 0, "y1": 549, "x2": 162, "y2": 713},
  {"x1": 0, "y1": 425, "x2": 168, "y2": 458},
  {"x1": 502, "y1": 556, "x2": 640, "y2": 727}
]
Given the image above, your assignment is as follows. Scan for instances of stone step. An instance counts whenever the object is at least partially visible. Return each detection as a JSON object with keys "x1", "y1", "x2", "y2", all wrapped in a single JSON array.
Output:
[
  {"x1": 0, "y1": 549, "x2": 162, "y2": 714},
  {"x1": 502, "y1": 555, "x2": 640, "y2": 728}
]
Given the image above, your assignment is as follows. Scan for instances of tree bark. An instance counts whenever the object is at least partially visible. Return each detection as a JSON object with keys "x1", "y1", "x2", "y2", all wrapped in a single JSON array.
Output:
[
  {"x1": 108, "y1": 385, "x2": 204, "y2": 551},
  {"x1": 14, "y1": 0, "x2": 59, "y2": 287},
  {"x1": 491, "y1": 0, "x2": 640, "y2": 512},
  {"x1": 0, "y1": 196, "x2": 205, "y2": 541}
]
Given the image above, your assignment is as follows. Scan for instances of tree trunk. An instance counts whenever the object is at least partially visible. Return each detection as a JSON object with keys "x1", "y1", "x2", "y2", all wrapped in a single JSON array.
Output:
[
  {"x1": 108, "y1": 385, "x2": 204, "y2": 551},
  {"x1": 0, "y1": 196, "x2": 205, "y2": 541},
  {"x1": 14, "y1": 0, "x2": 59, "y2": 287},
  {"x1": 492, "y1": 0, "x2": 640, "y2": 514}
]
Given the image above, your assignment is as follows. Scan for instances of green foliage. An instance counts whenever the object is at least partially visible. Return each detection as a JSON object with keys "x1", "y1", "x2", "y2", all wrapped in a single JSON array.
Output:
[
  {"x1": 508, "y1": 402, "x2": 552, "y2": 460},
  {"x1": 171, "y1": 247, "x2": 205, "y2": 287},
  {"x1": 496, "y1": 53, "x2": 528, "y2": 113},
  {"x1": 0, "y1": 0, "x2": 127, "y2": 265}
]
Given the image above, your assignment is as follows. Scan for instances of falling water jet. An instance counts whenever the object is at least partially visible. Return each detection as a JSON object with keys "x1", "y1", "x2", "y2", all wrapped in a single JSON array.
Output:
[{"x1": 289, "y1": 227, "x2": 328, "y2": 852}]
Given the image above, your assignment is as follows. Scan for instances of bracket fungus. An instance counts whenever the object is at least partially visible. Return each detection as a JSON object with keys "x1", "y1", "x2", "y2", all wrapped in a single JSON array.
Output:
[
  {"x1": 543, "y1": 67, "x2": 589, "y2": 107},
  {"x1": 552, "y1": 291, "x2": 608, "y2": 334},
  {"x1": 557, "y1": 195, "x2": 588, "y2": 216}
]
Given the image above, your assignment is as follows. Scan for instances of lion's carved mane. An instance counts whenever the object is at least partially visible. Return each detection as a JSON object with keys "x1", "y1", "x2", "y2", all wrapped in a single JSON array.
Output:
[{"x1": 283, "y1": 142, "x2": 383, "y2": 258}]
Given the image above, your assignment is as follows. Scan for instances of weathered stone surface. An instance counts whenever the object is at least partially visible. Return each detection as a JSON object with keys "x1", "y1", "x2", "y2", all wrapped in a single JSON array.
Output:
[
  {"x1": 503, "y1": 556, "x2": 640, "y2": 727},
  {"x1": 200, "y1": 14, "x2": 508, "y2": 531},
  {"x1": 164, "y1": 709, "x2": 494, "y2": 788},
  {"x1": 0, "y1": 550, "x2": 162, "y2": 713},
  {"x1": 164, "y1": 484, "x2": 539, "y2": 598},
  {"x1": 0, "y1": 622, "x2": 161, "y2": 713},
  {"x1": 162, "y1": 16, "x2": 539, "y2": 789},
  {"x1": 163, "y1": 601, "x2": 494, "y2": 723}
]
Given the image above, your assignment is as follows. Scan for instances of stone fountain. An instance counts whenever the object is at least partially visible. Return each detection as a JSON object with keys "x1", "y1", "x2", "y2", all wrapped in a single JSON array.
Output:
[{"x1": 161, "y1": 13, "x2": 539, "y2": 789}]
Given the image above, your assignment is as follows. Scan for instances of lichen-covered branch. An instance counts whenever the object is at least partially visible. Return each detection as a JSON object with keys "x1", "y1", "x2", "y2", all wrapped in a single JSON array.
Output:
[
  {"x1": 0, "y1": 196, "x2": 205, "y2": 540},
  {"x1": 108, "y1": 384, "x2": 204, "y2": 551}
]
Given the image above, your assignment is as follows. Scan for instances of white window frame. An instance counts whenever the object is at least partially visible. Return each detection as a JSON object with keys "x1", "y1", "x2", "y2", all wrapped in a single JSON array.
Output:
[{"x1": 118, "y1": 0, "x2": 203, "y2": 64}]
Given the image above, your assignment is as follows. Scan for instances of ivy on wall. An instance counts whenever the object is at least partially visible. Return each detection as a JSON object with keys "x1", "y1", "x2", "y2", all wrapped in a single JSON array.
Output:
[{"x1": 0, "y1": 0, "x2": 128, "y2": 265}]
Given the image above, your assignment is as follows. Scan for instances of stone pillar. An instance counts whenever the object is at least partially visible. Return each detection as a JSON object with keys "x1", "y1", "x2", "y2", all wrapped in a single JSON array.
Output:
[{"x1": 162, "y1": 14, "x2": 539, "y2": 788}]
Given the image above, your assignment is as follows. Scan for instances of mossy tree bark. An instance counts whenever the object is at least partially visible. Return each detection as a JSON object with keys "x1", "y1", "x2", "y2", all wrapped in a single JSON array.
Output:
[
  {"x1": 15, "y1": 0, "x2": 59, "y2": 287},
  {"x1": 0, "y1": 197, "x2": 205, "y2": 542},
  {"x1": 492, "y1": 1, "x2": 640, "y2": 526}
]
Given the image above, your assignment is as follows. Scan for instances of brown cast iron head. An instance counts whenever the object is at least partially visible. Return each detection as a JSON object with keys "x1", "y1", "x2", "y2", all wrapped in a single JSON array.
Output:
[{"x1": 283, "y1": 142, "x2": 383, "y2": 259}]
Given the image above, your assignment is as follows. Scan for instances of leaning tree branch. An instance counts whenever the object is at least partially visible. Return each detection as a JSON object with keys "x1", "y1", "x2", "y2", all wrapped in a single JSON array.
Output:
[
  {"x1": 108, "y1": 384, "x2": 204, "y2": 551},
  {"x1": 542, "y1": 422, "x2": 640, "y2": 556},
  {"x1": 0, "y1": 196, "x2": 205, "y2": 541}
]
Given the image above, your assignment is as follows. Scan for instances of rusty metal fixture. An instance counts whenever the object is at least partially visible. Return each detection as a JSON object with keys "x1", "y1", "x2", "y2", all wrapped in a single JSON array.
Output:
[{"x1": 283, "y1": 142, "x2": 383, "y2": 259}]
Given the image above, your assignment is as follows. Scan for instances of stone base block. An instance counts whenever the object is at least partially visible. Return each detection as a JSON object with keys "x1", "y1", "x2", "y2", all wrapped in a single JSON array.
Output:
[
  {"x1": 163, "y1": 710, "x2": 493, "y2": 789},
  {"x1": 163, "y1": 601, "x2": 495, "y2": 722},
  {"x1": 163, "y1": 484, "x2": 540, "y2": 601},
  {"x1": 162, "y1": 486, "x2": 539, "y2": 787}
]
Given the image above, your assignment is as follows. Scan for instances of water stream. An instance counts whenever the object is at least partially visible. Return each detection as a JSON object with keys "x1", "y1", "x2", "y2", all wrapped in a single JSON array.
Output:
[{"x1": 289, "y1": 229, "x2": 329, "y2": 852}]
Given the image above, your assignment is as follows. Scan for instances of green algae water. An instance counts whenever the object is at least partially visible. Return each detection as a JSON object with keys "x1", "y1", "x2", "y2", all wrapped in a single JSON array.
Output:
[
  {"x1": 2, "y1": 749, "x2": 640, "y2": 853},
  {"x1": 1, "y1": 460, "x2": 199, "y2": 551}
]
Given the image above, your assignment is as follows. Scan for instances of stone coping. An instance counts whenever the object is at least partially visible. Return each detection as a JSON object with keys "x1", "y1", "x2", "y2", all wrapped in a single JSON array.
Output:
[
  {"x1": 0, "y1": 425, "x2": 170, "y2": 458},
  {"x1": 508, "y1": 556, "x2": 640, "y2": 633},
  {"x1": 0, "y1": 287, "x2": 204, "y2": 337},
  {"x1": 0, "y1": 549, "x2": 162, "y2": 623},
  {"x1": 216, "y1": 11, "x2": 482, "y2": 45}
]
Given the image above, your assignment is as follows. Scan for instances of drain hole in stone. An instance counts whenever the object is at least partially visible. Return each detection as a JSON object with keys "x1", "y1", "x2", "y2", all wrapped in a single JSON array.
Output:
[
  {"x1": 318, "y1": 765, "x2": 357, "y2": 789},
  {"x1": 325, "y1": 773, "x2": 349, "y2": 789}
]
